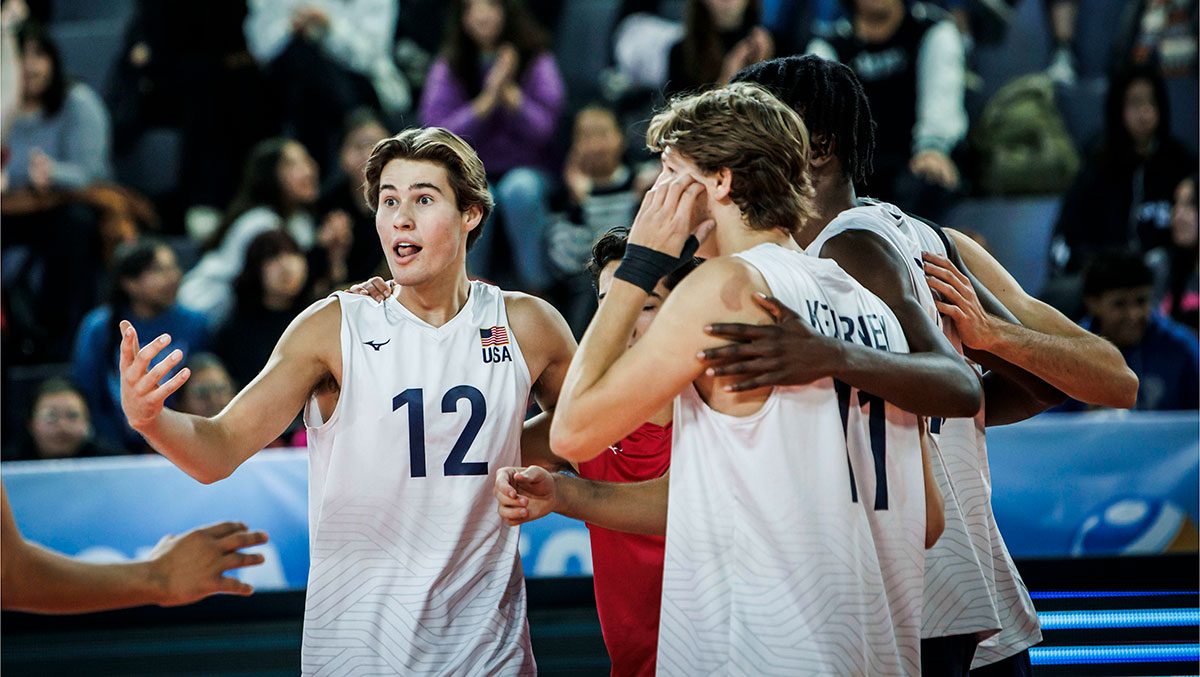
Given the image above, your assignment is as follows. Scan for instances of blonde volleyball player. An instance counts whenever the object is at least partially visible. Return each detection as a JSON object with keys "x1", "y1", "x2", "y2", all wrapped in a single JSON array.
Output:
[
  {"x1": 539, "y1": 83, "x2": 973, "y2": 674},
  {"x1": 117, "y1": 127, "x2": 577, "y2": 675}
]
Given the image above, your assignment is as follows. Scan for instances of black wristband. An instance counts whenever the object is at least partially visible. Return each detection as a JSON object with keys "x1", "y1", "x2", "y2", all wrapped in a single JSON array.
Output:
[{"x1": 613, "y1": 236, "x2": 700, "y2": 294}]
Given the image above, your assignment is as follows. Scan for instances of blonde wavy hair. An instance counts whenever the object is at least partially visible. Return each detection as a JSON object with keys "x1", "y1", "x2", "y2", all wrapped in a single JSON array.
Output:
[{"x1": 646, "y1": 82, "x2": 817, "y2": 233}]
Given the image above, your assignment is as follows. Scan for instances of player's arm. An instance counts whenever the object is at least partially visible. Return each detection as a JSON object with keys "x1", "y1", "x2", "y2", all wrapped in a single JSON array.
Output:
[
  {"x1": 922, "y1": 232, "x2": 1068, "y2": 425},
  {"x1": 506, "y1": 292, "x2": 580, "y2": 471},
  {"x1": 825, "y1": 230, "x2": 984, "y2": 415},
  {"x1": 121, "y1": 298, "x2": 341, "y2": 484},
  {"x1": 552, "y1": 176, "x2": 725, "y2": 461},
  {"x1": 0, "y1": 484, "x2": 266, "y2": 613},
  {"x1": 703, "y1": 232, "x2": 981, "y2": 417},
  {"x1": 819, "y1": 232, "x2": 982, "y2": 417},
  {"x1": 920, "y1": 420, "x2": 945, "y2": 549},
  {"x1": 495, "y1": 466, "x2": 669, "y2": 536},
  {"x1": 552, "y1": 253, "x2": 743, "y2": 462},
  {"x1": 933, "y1": 228, "x2": 1138, "y2": 409}
]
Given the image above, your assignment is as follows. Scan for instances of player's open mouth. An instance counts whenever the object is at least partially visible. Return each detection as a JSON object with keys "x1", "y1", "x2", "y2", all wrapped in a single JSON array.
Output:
[{"x1": 394, "y1": 242, "x2": 423, "y2": 261}]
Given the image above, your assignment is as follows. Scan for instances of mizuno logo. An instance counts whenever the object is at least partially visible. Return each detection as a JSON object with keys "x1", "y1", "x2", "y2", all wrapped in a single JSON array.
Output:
[{"x1": 363, "y1": 339, "x2": 391, "y2": 351}]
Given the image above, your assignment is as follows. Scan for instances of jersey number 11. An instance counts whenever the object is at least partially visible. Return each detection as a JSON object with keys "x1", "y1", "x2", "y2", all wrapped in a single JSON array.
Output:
[{"x1": 834, "y1": 380, "x2": 889, "y2": 510}]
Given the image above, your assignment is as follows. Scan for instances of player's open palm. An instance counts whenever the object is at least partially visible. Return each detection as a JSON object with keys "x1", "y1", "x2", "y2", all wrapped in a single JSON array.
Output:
[
  {"x1": 494, "y1": 466, "x2": 558, "y2": 526},
  {"x1": 148, "y1": 521, "x2": 268, "y2": 606},
  {"x1": 700, "y1": 293, "x2": 843, "y2": 391},
  {"x1": 118, "y1": 320, "x2": 190, "y2": 429}
]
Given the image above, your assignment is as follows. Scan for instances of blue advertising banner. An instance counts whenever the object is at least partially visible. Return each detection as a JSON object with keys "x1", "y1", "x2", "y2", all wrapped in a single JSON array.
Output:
[
  {"x1": 2, "y1": 449, "x2": 596, "y2": 591},
  {"x1": 3, "y1": 450, "x2": 312, "y2": 591},
  {"x1": 987, "y1": 412, "x2": 1198, "y2": 557},
  {"x1": 3, "y1": 412, "x2": 1196, "y2": 592}
]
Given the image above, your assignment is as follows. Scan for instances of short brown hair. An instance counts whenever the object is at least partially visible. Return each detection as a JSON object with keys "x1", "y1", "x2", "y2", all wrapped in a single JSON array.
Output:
[
  {"x1": 363, "y1": 127, "x2": 495, "y2": 249},
  {"x1": 645, "y1": 82, "x2": 817, "y2": 233}
]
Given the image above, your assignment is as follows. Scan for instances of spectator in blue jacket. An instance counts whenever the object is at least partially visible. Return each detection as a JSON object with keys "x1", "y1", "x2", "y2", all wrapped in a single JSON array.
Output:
[
  {"x1": 1058, "y1": 249, "x2": 1199, "y2": 412},
  {"x1": 72, "y1": 239, "x2": 208, "y2": 451}
]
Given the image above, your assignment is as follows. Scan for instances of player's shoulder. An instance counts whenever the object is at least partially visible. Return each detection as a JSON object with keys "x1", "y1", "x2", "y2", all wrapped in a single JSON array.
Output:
[
  {"x1": 256, "y1": 296, "x2": 343, "y2": 378},
  {"x1": 821, "y1": 202, "x2": 903, "y2": 244},
  {"x1": 673, "y1": 253, "x2": 761, "y2": 293},
  {"x1": 284, "y1": 296, "x2": 343, "y2": 343},
  {"x1": 664, "y1": 254, "x2": 771, "y2": 321},
  {"x1": 818, "y1": 227, "x2": 925, "y2": 308},
  {"x1": 331, "y1": 289, "x2": 382, "y2": 309},
  {"x1": 502, "y1": 290, "x2": 566, "y2": 330},
  {"x1": 502, "y1": 290, "x2": 574, "y2": 353},
  {"x1": 821, "y1": 225, "x2": 907, "y2": 269}
]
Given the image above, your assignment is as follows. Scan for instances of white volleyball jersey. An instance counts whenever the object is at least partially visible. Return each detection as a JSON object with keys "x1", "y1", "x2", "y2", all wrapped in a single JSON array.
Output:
[
  {"x1": 301, "y1": 283, "x2": 535, "y2": 676},
  {"x1": 970, "y1": 441, "x2": 1043, "y2": 667},
  {"x1": 658, "y1": 243, "x2": 925, "y2": 676},
  {"x1": 809, "y1": 200, "x2": 1041, "y2": 658},
  {"x1": 807, "y1": 200, "x2": 1003, "y2": 641}
]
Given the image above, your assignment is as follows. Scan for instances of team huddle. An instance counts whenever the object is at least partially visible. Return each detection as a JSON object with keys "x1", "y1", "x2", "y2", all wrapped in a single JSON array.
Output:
[{"x1": 118, "y1": 55, "x2": 1137, "y2": 676}]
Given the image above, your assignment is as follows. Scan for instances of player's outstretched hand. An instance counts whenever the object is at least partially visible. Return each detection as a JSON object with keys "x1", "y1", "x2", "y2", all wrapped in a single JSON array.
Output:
[
  {"x1": 119, "y1": 320, "x2": 190, "y2": 430},
  {"x1": 347, "y1": 276, "x2": 395, "y2": 302},
  {"x1": 699, "y1": 293, "x2": 843, "y2": 391},
  {"x1": 922, "y1": 252, "x2": 999, "y2": 351},
  {"x1": 148, "y1": 521, "x2": 268, "y2": 606},
  {"x1": 494, "y1": 466, "x2": 558, "y2": 526}
]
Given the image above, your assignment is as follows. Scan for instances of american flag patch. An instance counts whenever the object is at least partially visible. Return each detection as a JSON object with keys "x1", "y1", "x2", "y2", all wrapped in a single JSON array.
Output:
[{"x1": 480, "y1": 326, "x2": 509, "y2": 346}]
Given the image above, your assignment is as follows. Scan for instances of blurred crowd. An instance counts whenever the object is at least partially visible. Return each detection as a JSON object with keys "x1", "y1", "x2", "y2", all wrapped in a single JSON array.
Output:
[{"x1": 1, "y1": 0, "x2": 1196, "y2": 460}]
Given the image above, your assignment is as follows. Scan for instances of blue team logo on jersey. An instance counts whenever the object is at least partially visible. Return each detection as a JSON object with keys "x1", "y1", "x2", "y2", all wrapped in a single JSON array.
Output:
[{"x1": 480, "y1": 326, "x2": 512, "y2": 363}]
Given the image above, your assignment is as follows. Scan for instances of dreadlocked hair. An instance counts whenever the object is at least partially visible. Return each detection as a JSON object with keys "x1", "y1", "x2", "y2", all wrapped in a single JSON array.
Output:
[{"x1": 732, "y1": 54, "x2": 876, "y2": 185}]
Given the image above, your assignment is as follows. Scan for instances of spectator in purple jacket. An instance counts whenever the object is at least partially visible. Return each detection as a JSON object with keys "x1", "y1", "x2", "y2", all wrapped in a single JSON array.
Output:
[{"x1": 419, "y1": 0, "x2": 565, "y2": 294}]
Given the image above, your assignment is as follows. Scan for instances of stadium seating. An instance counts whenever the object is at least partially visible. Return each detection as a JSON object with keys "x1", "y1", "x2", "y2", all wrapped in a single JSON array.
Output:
[
  {"x1": 48, "y1": 18, "x2": 128, "y2": 101},
  {"x1": 944, "y1": 196, "x2": 1062, "y2": 297},
  {"x1": 114, "y1": 126, "x2": 183, "y2": 205},
  {"x1": 50, "y1": 0, "x2": 135, "y2": 24},
  {"x1": 554, "y1": 0, "x2": 623, "y2": 111}
]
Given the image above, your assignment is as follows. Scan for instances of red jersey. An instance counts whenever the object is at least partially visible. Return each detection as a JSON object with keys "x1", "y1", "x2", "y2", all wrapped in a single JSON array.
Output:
[{"x1": 577, "y1": 421, "x2": 672, "y2": 677}]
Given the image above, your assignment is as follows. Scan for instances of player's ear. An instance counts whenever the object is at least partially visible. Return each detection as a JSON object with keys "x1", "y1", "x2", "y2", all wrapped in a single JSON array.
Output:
[
  {"x1": 711, "y1": 167, "x2": 733, "y2": 201},
  {"x1": 462, "y1": 204, "x2": 483, "y2": 233},
  {"x1": 810, "y1": 134, "x2": 836, "y2": 170}
]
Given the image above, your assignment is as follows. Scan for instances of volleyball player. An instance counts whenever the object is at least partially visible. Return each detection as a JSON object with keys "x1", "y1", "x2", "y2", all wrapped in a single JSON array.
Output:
[{"x1": 118, "y1": 127, "x2": 577, "y2": 675}]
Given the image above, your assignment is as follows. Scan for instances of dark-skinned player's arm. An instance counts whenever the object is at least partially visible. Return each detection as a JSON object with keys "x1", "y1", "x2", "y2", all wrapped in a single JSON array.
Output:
[
  {"x1": 495, "y1": 466, "x2": 670, "y2": 536},
  {"x1": 919, "y1": 420, "x2": 945, "y2": 549},
  {"x1": 922, "y1": 234, "x2": 1067, "y2": 425},
  {"x1": 1, "y1": 483, "x2": 267, "y2": 613},
  {"x1": 931, "y1": 228, "x2": 1138, "y2": 409},
  {"x1": 701, "y1": 231, "x2": 982, "y2": 418},
  {"x1": 550, "y1": 174, "x2": 736, "y2": 462},
  {"x1": 820, "y1": 232, "x2": 984, "y2": 417},
  {"x1": 505, "y1": 292, "x2": 579, "y2": 472},
  {"x1": 119, "y1": 298, "x2": 342, "y2": 484}
]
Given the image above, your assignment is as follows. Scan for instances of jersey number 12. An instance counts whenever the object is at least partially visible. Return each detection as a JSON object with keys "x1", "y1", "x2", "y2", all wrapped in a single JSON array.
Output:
[{"x1": 393, "y1": 385, "x2": 488, "y2": 477}]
